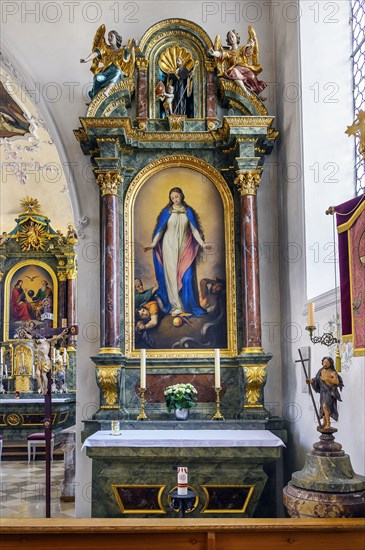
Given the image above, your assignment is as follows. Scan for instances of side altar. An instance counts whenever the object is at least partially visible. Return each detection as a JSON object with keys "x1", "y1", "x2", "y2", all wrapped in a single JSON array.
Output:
[
  {"x1": 0, "y1": 199, "x2": 78, "y2": 439},
  {"x1": 76, "y1": 19, "x2": 284, "y2": 517}
]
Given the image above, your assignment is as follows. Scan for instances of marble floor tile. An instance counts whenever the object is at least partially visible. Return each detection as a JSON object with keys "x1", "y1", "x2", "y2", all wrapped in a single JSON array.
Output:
[{"x1": 0, "y1": 460, "x2": 75, "y2": 518}]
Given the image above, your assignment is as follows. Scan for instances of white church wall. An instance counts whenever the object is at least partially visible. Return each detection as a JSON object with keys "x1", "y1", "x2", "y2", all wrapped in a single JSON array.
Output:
[{"x1": 273, "y1": 0, "x2": 364, "y2": 482}]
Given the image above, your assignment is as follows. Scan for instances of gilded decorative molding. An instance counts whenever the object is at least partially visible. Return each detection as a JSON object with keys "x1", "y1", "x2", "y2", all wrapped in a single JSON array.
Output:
[
  {"x1": 78, "y1": 116, "x2": 276, "y2": 146},
  {"x1": 124, "y1": 155, "x2": 237, "y2": 358},
  {"x1": 167, "y1": 115, "x2": 185, "y2": 132},
  {"x1": 267, "y1": 127, "x2": 279, "y2": 141},
  {"x1": 139, "y1": 20, "x2": 213, "y2": 54},
  {"x1": 218, "y1": 79, "x2": 268, "y2": 116},
  {"x1": 86, "y1": 79, "x2": 135, "y2": 118},
  {"x1": 96, "y1": 367, "x2": 120, "y2": 406},
  {"x1": 228, "y1": 99, "x2": 251, "y2": 116},
  {"x1": 99, "y1": 347, "x2": 122, "y2": 355},
  {"x1": 234, "y1": 170, "x2": 262, "y2": 196},
  {"x1": 223, "y1": 116, "x2": 275, "y2": 128},
  {"x1": 103, "y1": 100, "x2": 126, "y2": 118},
  {"x1": 96, "y1": 172, "x2": 124, "y2": 196},
  {"x1": 243, "y1": 364, "x2": 268, "y2": 408},
  {"x1": 136, "y1": 58, "x2": 149, "y2": 71}
]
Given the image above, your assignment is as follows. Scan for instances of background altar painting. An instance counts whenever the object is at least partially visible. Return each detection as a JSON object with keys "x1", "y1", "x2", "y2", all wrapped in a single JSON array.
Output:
[
  {"x1": 6, "y1": 263, "x2": 56, "y2": 340},
  {"x1": 133, "y1": 166, "x2": 227, "y2": 351}
]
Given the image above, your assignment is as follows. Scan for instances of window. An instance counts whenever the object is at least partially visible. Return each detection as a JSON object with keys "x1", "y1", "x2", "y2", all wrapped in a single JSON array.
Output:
[{"x1": 351, "y1": 0, "x2": 365, "y2": 195}]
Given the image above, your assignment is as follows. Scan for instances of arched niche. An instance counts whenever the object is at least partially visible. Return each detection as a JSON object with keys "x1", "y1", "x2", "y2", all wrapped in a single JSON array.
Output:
[{"x1": 138, "y1": 19, "x2": 214, "y2": 119}]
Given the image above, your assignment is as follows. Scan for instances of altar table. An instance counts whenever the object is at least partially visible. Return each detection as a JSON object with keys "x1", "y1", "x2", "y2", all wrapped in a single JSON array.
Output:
[{"x1": 83, "y1": 428, "x2": 284, "y2": 518}]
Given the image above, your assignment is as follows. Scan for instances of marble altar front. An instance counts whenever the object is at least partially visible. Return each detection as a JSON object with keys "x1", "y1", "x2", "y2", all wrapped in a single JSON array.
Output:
[{"x1": 83, "y1": 421, "x2": 285, "y2": 518}]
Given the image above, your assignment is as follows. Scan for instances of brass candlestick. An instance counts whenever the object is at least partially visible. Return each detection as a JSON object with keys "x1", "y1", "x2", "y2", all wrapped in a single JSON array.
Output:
[
  {"x1": 212, "y1": 387, "x2": 224, "y2": 421},
  {"x1": 137, "y1": 387, "x2": 148, "y2": 420}
]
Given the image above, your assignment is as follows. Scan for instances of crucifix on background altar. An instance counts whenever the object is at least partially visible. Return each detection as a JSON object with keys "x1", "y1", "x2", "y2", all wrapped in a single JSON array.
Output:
[{"x1": 21, "y1": 325, "x2": 77, "y2": 395}]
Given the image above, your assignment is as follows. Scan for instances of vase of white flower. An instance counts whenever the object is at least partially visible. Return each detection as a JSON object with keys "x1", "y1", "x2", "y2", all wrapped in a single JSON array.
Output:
[{"x1": 164, "y1": 383, "x2": 198, "y2": 419}]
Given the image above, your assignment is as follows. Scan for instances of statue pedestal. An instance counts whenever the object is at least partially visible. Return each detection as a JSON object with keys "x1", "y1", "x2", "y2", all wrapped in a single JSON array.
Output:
[{"x1": 284, "y1": 431, "x2": 365, "y2": 518}]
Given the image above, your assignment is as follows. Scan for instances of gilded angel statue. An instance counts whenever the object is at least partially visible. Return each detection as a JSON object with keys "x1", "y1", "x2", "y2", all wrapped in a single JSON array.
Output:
[
  {"x1": 80, "y1": 24, "x2": 136, "y2": 101},
  {"x1": 208, "y1": 27, "x2": 267, "y2": 99}
]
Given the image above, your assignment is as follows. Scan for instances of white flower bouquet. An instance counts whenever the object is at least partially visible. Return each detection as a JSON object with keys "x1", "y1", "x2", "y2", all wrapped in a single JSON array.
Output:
[{"x1": 164, "y1": 383, "x2": 198, "y2": 412}]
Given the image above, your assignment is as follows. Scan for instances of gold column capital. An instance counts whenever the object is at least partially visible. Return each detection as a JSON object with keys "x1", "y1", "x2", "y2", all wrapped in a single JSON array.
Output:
[
  {"x1": 57, "y1": 271, "x2": 68, "y2": 282},
  {"x1": 205, "y1": 60, "x2": 216, "y2": 72},
  {"x1": 234, "y1": 170, "x2": 262, "y2": 196},
  {"x1": 96, "y1": 172, "x2": 124, "y2": 197},
  {"x1": 136, "y1": 58, "x2": 149, "y2": 71},
  {"x1": 66, "y1": 267, "x2": 77, "y2": 280}
]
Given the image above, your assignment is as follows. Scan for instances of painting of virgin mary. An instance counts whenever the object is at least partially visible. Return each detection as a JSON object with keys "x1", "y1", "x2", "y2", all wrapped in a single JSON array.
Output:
[{"x1": 133, "y1": 166, "x2": 228, "y2": 351}]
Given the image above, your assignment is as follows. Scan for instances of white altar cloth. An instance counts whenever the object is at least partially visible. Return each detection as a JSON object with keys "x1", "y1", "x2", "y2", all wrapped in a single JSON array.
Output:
[
  {"x1": 82, "y1": 429, "x2": 284, "y2": 449},
  {"x1": 0, "y1": 398, "x2": 73, "y2": 404}
]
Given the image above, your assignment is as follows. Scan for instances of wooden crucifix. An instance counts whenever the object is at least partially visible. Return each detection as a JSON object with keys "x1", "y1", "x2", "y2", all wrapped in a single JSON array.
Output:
[{"x1": 22, "y1": 324, "x2": 78, "y2": 518}]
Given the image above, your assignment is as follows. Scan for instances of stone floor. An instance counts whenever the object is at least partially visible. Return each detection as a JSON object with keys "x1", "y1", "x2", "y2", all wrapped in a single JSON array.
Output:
[{"x1": 0, "y1": 460, "x2": 75, "y2": 518}]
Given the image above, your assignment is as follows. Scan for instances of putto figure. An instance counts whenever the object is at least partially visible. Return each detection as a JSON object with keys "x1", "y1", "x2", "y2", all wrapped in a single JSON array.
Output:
[
  {"x1": 209, "y1": 26, "x2": 267, "y2": 99},
  {"x1": 80, "y1": 24, "x2": 136, "y2": 101},
  {"x1": 307, "y1": 356, "x2": 344, "y2": 430}
]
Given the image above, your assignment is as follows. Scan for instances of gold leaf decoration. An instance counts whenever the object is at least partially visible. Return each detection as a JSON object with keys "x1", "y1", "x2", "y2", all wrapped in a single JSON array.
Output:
[
  {"x1": 97, "y1": 367, "x2": 119, "y2": 406},
  {"x1": 20, "y1": 197, "x2": 42, "y2": 214},
  {"x1": 244, "y1": 365, "x2": 267, "y2": 406},
  {"x1": 158, "y1": 46, "x2": 194, "y2": 75},
  {"x1": 19, "y1": 221, "x2": 47, "y2": 252}
]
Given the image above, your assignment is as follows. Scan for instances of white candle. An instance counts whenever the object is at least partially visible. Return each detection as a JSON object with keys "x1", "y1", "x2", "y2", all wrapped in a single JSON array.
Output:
[
  {"x1": 214, "y1": 348, "x2": 220, "y2": 388},
  {"x1": 177, "y1": 466, "x2": 188, "y2": 496},
  {"x1": 308, "y1": 302, "x2": 315, "y2": 327},
  {"x1": 32, "y1": 360, "x2": 35, "y2": 378},
  {"x1": 0, "y1": 348, "x2": 3, "y2": 377},
  {"x1": 63, "y1": 347, "x2": 67, "y2": 364},
  {"x1": 140, "y1": 348, "x2": 146, "y2": 389},
  {"x1": 52, "y1": 347, "x2": 56, "y2": 363}
]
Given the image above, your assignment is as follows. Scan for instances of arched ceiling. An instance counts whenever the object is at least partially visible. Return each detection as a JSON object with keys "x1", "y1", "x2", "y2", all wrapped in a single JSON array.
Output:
[{"x1": 0, "y1": 66, "x2": 74, "y2": 235}]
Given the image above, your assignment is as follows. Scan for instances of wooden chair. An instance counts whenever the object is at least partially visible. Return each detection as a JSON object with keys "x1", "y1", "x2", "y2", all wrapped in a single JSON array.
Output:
[{"x1": 27, "y1": 433, "x2": 54, "y2": 463}]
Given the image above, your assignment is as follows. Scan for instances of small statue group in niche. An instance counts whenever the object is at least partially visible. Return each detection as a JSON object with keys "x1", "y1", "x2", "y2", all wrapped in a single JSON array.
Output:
[
  {"x1": 156, "y1": 50, "x2": 197, "y2": 118},
  {"x1": 307, "y1": 356, "x2": 344, "y2": 430},
  {"x1": 80, "y1": 24, "x2": 136, "y2": 102},
  {"x1": 208, "y1": 26, "x2": 267, "y2": 100}
]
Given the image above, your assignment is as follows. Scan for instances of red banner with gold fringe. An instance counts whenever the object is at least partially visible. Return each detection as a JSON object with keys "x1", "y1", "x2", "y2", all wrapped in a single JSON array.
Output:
[{"x1": 336, "y1": 195, "x2": 365, "y2": 356}]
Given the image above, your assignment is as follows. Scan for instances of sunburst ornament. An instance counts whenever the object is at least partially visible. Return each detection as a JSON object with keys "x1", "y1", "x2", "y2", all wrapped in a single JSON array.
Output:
[{"x1": 20, "y1": 197, "x2": 42, "y2": 214}]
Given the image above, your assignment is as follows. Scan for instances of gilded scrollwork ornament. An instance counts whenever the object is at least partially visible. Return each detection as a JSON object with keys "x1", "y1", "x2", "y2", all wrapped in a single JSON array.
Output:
[
  {"x1": 96, "y1": 367, "x2": 120, "y2": 407},
  {"x1": 243, "y1": 364, "x2": 268, "y2": 408}
]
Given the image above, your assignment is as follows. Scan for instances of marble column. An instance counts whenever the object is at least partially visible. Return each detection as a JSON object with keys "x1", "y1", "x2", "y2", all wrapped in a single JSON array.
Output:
[
  {"x1": 96, "y1": 171, "x2": 123, "y2": 354},
  {"x1": 57, "y1": 271, "x2": 67, "y2": 327},
  {"x1": 234, "y1": 170, "x2": 263, "y2": 353},
  {"x1": 136, "y1": 58, "x2": 148, "y2": 129},
  {"x1": 205, "y1": 61, "x2": 216, "y2": 126},
  {"x1": 66, "y1": 266, "x2": 77, "y2": 349}
]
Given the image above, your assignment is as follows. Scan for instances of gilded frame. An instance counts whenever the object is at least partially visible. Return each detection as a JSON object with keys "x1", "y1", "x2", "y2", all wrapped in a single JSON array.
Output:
[
  {"x1": 3, "y1": 259, "x2": 58, "y2": 341},
  {"x1": 112, "y1": 484, "x2": 166, "y2": 514},
  {"x1": 124, "y1": 155, "x2": 237, "y2": 359}
]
